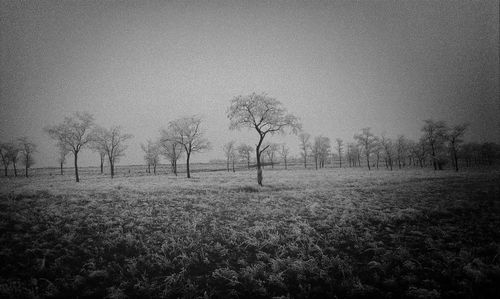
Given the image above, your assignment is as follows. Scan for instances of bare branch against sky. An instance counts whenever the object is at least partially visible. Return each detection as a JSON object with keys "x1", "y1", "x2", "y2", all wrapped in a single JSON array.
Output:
[{"x1": 1, "y1": 0, "x2": 498, "y2": 167}]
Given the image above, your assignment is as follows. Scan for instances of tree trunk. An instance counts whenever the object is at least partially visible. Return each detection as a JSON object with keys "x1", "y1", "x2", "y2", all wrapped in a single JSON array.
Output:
[
  {"x1": 339, "y1": 152, "x2": 342, "y2": 168},
  {"x1": 110, "y1": 162, "x2": 115, "y2": 178},
  {"x1": 13, "y1": 162, "x2": 17, "y2": 177},
  {"x1": 174, "y1": 159, "x2": 177, "y2": 176},
  {"x1": 74, "y1": 151, "x2": 79, "y2": 182},
  {"x1": 284, "y1": 158, "x2": 287, "y2": 170},
  {"x1": 256, "y1": 149, "x2": 262, "y2": 186},
  {"x1": 303, "y1": 155, "x2": 307, "y2": 168},
  {"x1": 25, "y1": 164, "x2": 29, "y2": 178},
  {"x1": 4, "y1": 166, "x2": 7, "y2": 177},
  {"x1": 431, "y1": 143, "x2": 437, "y2": 170},
  {"x1": 154, "y1": 163, "x2": 156, "y2": 175},
  {"x1": 453, "y1": 145, "x2": 459, "y2": 172},
  {"x1": 186, "y1": 152, "x2": 191, "y2": 178},
  {"x1": 227, "y1": 158, "x2": 230, "y2": 172},
  {"x1": 366, "y1": 154, "x2": 371, "y2": 171},
  {"x1": 60, "y1": 162, "x2": 64, "y2": 175},
  {"x1": 100, "y1": 155, "x2": 104, "y2": 174},
  {"x1": 247, "y1": 157, "x2": 250, "y2": 169}
]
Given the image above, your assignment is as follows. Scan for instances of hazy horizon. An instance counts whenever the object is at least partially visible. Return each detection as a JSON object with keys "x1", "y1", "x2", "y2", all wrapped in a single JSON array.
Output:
[{"x1": 1, "y1": 0, "x2": 498, "y2": 168}]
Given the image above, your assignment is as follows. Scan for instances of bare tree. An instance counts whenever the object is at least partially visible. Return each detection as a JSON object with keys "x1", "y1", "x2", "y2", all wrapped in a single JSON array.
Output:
[
  {"x1": 312, "y1": 136, "x2": 330, "y2": 169},
  {"x1": 93, "y1": 126, "x2": 132, "y2": 178},
  {"x1": 169, "y1": 116, "x2": 211, "y2": 178},
  {"x1": 237, "y1": 143, "x2": 253, "y2": 169},
  {"x1": 280, "y1": 144, "x2": 290, "y2": 170},
  {"x1": 396, "y1": 135, "x2": 407, "y2": 169},
  {"x1": 298, "y1": 132, "x2": 311, "y2": 168},
  {"x1": 7, "y1": 145, "x2": 20, "y2": 177},
  {"x1": 421, "y1": 119, "x2": 448, "y2": 170},
  {"x1": 159, "y1": 129, "x2": 183, "y2": 176},
  {"x1": 263, "y1": 142, "x2": 279, "y2": 169},
  {"x1": 89, "y1": 139, "x2": 107, "y2": 174},
  {"x1": 354, "y1": 127, "x2": 376, "y2": 170},
  {"x1": 45, "y1": 112, "x2": 95, "y2": 182},
  {"x1": 227, "y1": 93, "x2": 301, "y2": 185},
  {"x1": 372, "y1": 137, "x2": 382, "y2": 169},
  {"x1": 141, "y1": 139, "x2": 160, "y2": 175},
  {"x1": 57, "y1": 143, "x2": 70, "y2": 175},
  {"x1": 223, "y1": 141, "x2": 236, "y2": 172},
  {"x1": 335, "y1": 138, "x2": 343, "y2": 168},
  {"x1": 447, "y1": 123, "x2": 469, "y2": 171},
  {"x1": 18, "y1": 137, "x2": 36, "y2": 178},
  {"x1": 0, "y1": 143, "x2": 13, "y2": 177},
  {"x1": 380, "y1": 135, "x2": 394, "y2": 170}
]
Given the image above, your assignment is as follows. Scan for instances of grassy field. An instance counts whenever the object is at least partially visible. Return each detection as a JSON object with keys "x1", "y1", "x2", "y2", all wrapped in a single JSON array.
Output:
[{"x1": 1, "y1": 167, "x2": 499, "y2": 298}]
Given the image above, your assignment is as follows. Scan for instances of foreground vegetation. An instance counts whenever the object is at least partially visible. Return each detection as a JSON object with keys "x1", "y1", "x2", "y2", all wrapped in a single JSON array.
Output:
[{"x1": 1, "y1": 168, "x2": 499, "y2": 298}]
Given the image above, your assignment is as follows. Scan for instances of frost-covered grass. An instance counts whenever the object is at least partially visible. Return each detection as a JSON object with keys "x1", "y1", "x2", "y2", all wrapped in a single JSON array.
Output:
[{"x1": 1, "y1": 168, "x2": 499, "y2": 298}]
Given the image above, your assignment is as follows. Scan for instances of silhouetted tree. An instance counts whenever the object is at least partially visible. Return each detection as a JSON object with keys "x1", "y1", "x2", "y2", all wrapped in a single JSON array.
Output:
[
  {"x1": 280, "y1": 144, "x2": 290, "y2": 170},
  {"x1": 446, "y1": 123, "x2": 468, "y2": 171},
  {"x1": 17, "y1": 137, "x2": 36, "y2": 178},
  {"x1": 335, "y1": 138, "x2": 343, "y2": 168},
  {"x1": 169, "y1": 116, "x2": 211, "y2": 178},
  {"x1": 0, "y1": 142, "x2": 13, "y2": 177},
  {"x1": 141, "y1": 140, "x2": 160, "y2": 175},
  {"x1": 298, "y1": 132, "x2": 311, "y2": 168},
  {"x1": 421, "y1": 119, "x2": 448, "y2": 170},
  {"x1": 93, "y1": 126, "x2": 132, "y2": 178},
  {"x1": 45, "y1": 112, "x2": 95, "y2": 182},
  {"x1": 159, "y1": 129, "x2": 183, "y2": 176},
  {"x1": 227, "y1": 93, "x2": 301, "y2": 185},
  {"x1": 237, "y1": 144, "x2": 253, "y2": 169},
  {"x1": 223, "y1": 141, "x2": 236, "y2": 172},
  {"x1": 354, "y1": 128, "x2": 376, "y2": 170}
]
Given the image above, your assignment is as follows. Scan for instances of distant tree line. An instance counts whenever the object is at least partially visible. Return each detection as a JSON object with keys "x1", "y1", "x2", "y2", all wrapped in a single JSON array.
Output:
[{"x1": 2, "y1": 95, "x2": 499, "y2": 185}]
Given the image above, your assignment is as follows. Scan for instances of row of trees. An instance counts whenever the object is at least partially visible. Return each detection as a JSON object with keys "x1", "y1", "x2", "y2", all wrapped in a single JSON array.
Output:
[
  {"x1": 0, "y1": 138, "x2": 36, "y2": 177},
  {"x1": 223, "y1": 141, "x2": 291, "y2": 172}
]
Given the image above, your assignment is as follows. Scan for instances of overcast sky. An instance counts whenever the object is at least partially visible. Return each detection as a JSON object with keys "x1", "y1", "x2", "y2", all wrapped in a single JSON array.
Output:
[{"x1": 1, "y1": 0, "x2": 498, "y2": 168}]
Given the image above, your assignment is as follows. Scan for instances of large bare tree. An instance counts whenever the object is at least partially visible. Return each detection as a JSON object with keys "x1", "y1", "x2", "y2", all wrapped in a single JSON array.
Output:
[
  {"x1": 421, "y1": 119, "x2": 448, "y2": 170},
  {"x1": 169, "y1": 116, "x2": 210, "y2": 178},
  {"x1": 227, "y1": 93, "x2": 301, "y2": 185},
  {"x1": 354, "y1": 128, "x2": 376, "y2": 170},
  {"x1": 45, "y1": 112, "x2": 95, "y2": 182},
  {"x1": 18, "y1": 137, "x2": 36, "y2": 178},
  {"x1": 298, "y1": 132, "x2": 311, "y2": 168},
  {"x1": 237, "y1": 143, "x2": 253, "y2": 169},
  {"x1": 447, "y1": 123, "x2": 469, "y2": 171},
  {"x1": 335, "y1": 138, "x2": 343, "y2": 168},
  {"x1": 93, "y1": 126, "x2": 132, "y2": 178},
  {"x1": 159, "y1": 129, "x2": 183, "y2": 176}
]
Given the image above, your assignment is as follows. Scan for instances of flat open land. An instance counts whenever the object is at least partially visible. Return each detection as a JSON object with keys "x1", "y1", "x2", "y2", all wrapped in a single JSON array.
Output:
[{"x1": 1, "y1": 168, "x2": 499, "y2": 298}]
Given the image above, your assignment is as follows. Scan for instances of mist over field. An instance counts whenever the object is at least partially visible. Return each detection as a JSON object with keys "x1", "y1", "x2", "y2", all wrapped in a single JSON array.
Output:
[{"x1": 1, "y1": 0, "x2": 499, "y2": 298}]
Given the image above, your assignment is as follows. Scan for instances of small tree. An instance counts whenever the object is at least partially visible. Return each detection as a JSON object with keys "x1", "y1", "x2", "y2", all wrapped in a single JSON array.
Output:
[
  {"x1": 7, "y1": 145, "x2": 20, "y2": 177},
  {"x1": 280, "y1": 144, "x2": 290, "y2": 170},
  {"x1": 263, "y1": 143, "x2": 279, "y2": 169},
  {"x1": 141, "y1": 140, "x2": 160, "y2": 175},
  {"x1": 0, "y1": 143, "x2": 13, "y2": 177},
  {"x1": 447, "y1": 123, "x2": 469, "y2": 171},
  {"x1": 380, "y1": 135, "x2": 394, "y2": 170},
  {"x1": 227, "y1": 93, "x2": 301, "y2": 185},
  {"x1": 298, "y1": 132, "x2": 311, "y2": 168},
  {"x1": 18, "y1": 137, "x2": 36, "y2": 178},
  {"x1": 223, "y1": 141, "x2": 236, "y2": 172},
  {"x1": 396, "y1": 135, "x2": 407, "y2": 169},
  {"x1": 421, "y1": 119, "x2": 448, "y2": 170},
  {"x1": 335, "y1": 138, "x2": 343, "y2": 168},
  {"x1": 354, "y1": 128, "x2": 376, "y2": 170},
  {"x1": 237, "y1": 144, "x2": 253, "y2": 169},
  {"x1": 312, "y1": 136, "x2": 330, "y2": 169},
  {"x1": 89, "y1": 140, "x2": 107, "y2": 174},
  {"x1": 57, "y1": 143, "x2": 70, "y2": 175},
  {"x1": 159, "y1": 129, "x2": 183, "y2": 176},
  {"x1": 93, "y1": 126, "x2": 132, "y2": 178},
  {"x1": 169, "y1": 116, "x2": 211, "y2": 178},
  {"x1": 45, "y1": 112, "x2": 95, "y2": 182}
]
